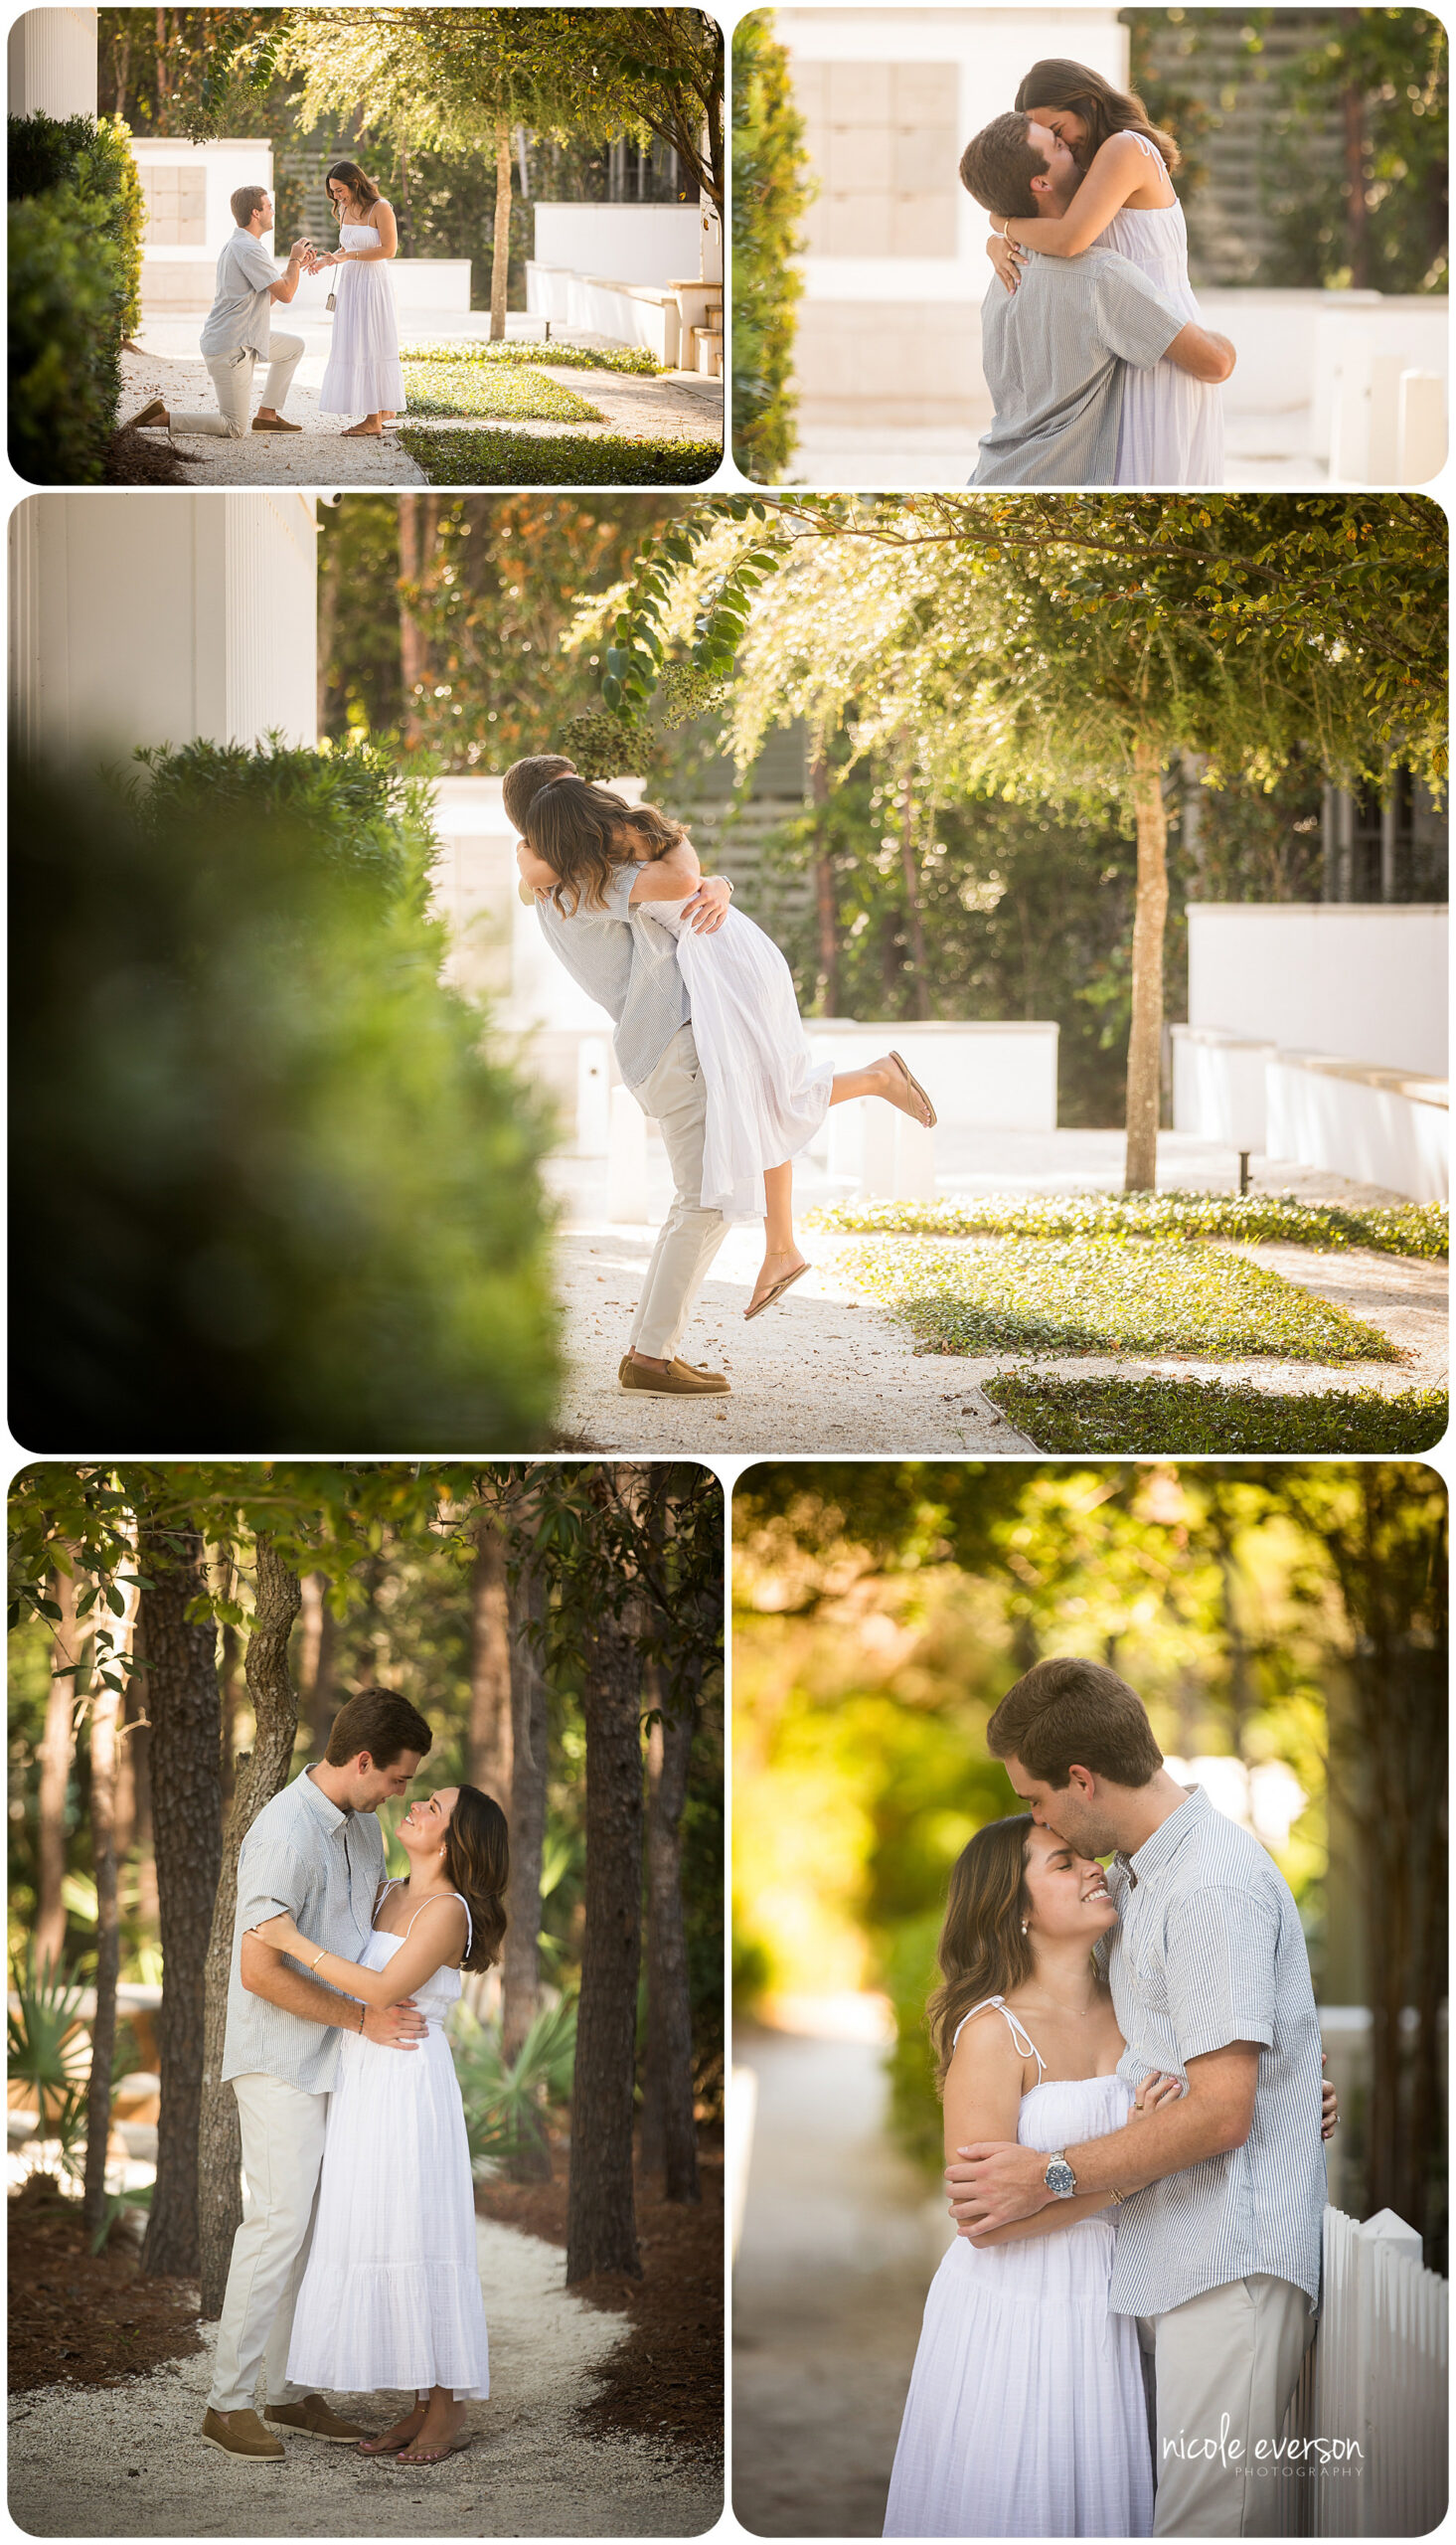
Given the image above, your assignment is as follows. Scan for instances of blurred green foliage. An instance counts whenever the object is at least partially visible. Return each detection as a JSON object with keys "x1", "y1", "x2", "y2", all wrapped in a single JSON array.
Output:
[
  {"x1": 731, "y1": 13, "x2": 813, "y2": 482},
  {"x1": 10, "y1": 741, "x2": 560, "y2": 1449},
  {"x1": 810, "y1": 1193, "x2": 1448, "y2": 1258},
  {"x1": 8, "y1": 112, "x2": 145, "y2": 484},
  {"x1": 983, "y1": 1373, "x2": 1449, "y2": 1454},
  {"x1": 400, "y1": 425, "x2": 723, "y2": 487}
]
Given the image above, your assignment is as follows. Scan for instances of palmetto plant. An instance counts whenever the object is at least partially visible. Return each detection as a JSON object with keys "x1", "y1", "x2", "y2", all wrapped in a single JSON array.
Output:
[
  {"x1": 449, "y1": 1995, "x2": 577, "y2": 2164},
  {"x1": 7, "y1": 1949, "x2": 90, "y2": 2180}
]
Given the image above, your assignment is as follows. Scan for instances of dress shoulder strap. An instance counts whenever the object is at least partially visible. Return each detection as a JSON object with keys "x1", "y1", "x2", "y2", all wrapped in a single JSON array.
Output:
[
  {"x1": 950, "y1": 1994, "x2": 1048, "y2": 2079},
  {"x1": 403, "y1": 1888, "x2": 472, "y2": 1955},
  {"x1": 1127, "y1": 129, "x2": 1164, "y2": 164}
]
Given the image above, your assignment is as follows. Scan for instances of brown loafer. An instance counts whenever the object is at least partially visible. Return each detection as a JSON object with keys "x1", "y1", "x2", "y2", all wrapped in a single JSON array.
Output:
[
  {"x1": 125, "y1": 398, "x2": 167, "y2": 430},
  {"x1": 618, "y1": 1353, "x2": 730, "y2": 1397},
  {"x1": 250, "y1": 414, "x2": 303, "y2": 431},
  {"x1": 201, "y1": 2406, "x2": 284, "y2": 2460},
  {"x1": 265, "y1": 2394, "x2": 369, "y2": 2443}
]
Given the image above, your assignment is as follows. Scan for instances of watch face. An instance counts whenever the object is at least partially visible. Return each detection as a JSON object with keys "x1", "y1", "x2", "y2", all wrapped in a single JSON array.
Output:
[{"x1": 1045, "y1": 2155, "x2": 1075, "y2": 2198}]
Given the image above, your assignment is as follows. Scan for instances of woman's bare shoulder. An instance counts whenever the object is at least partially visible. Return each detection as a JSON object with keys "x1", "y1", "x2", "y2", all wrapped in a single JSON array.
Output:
[{"x1": 947, "y1": 2000, "x2": 1024, "y2": 2068}]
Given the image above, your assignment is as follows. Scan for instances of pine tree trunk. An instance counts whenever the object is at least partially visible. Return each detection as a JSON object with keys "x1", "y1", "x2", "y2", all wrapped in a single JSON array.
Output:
[
  {"x1": 1343, "y1": 85, "x2": 1369, "y2": 290},
  {"x1": 81, "y1": 1675, "x2": 122, "y2": 2244},
  {"x1": 199, "y1": 1537, "x2": 302, "y2": 2318},
  {"x1": 640, "y1": 1691, "x2": 700, "y2": 2201},
  {"x1": 811, "y1": 745, "x2": 838, "y2": 1013},
  {"x1": 491, "y1": 116, "x2": 513, "y2": 340},
  {"x1": 297, "y1": 1571, "x2": 338, "y2": 1763},
  {"x1": 566, "y1": 1611, "x2": 644, "y2": 2281},
  {"x1": 36, "y1": 1567, "x2": 81, "y2": 1972},
  {"x1": 468, "y1": 1513, "x2": 513, "y2": 1804},
  {"x1": 398, "y1": 496, "x2": 440, "y2": 749},
  {"x1": 139, "y1": 1520, "x2": 221, "y2": 2280},
  {"x1": 898, "y1": 764, "x2": 931, "y2": 1021},
  {"x1": 503, "y1": 1526, "x2": 551, "y2": 2175},
  {"x1": 1124, "y1": 734, "x2": 1169, "y2": 1193}
]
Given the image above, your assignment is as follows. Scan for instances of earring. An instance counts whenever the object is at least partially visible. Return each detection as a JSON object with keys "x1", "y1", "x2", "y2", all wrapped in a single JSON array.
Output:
[{"x1": 1021, "y1": 1921, "x2": 1029, "y2": 1934}]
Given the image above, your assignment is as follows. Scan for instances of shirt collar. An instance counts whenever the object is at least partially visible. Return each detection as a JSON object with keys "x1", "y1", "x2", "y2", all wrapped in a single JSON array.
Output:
[
  {"x1": 1116, "y1": 1782, "x2": 1208, "y2": 1890},
  {"x1": 298, "y1": 1764, "x2": 348, "y2": 1836}
]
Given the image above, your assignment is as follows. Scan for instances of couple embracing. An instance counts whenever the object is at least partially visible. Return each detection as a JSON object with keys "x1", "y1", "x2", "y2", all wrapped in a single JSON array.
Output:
[
  {"x1": 200, "y1": 1690, "x2": 506, "y2": 2469},
  {"x1": 887, "y1": 1658, "x2": 1335, "y2": 2539}
]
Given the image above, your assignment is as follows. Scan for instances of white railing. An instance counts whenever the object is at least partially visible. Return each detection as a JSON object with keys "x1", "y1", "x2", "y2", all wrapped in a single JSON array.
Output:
[{"x1": 1279, "y1": 2205, "x2": 1448, "y2": 2537}]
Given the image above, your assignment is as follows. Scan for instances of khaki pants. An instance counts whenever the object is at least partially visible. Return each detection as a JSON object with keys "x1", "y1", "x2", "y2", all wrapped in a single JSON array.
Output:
[
  {"x1": 1141, "y1": 2274, "x2": 1317, "y2": 2537},
  {"x1": 207, "y1": 2071, "x2": 329, "y2": 2413},
  {"x1": 625, "y1": 1023, "x2": 730, "y2": 1360},
  {"x1": 170, "y1": 334, "x2": 305, "y2": 438}
]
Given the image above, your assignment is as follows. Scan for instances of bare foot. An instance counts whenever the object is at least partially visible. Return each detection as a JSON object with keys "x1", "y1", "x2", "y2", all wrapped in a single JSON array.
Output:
[
  {"x1": 877, "y1": 1053, "x2": 934, "y2": 1127},
  {"x1": 358, "y1": 2403, "x2": 427, "y2": 2456},
  {"x1": 747, "y1": 1250, "x2": 810, "y2": 1316},
  {"x1": 397, "y1": 2402, "x2": 466, "y2": 2463}
]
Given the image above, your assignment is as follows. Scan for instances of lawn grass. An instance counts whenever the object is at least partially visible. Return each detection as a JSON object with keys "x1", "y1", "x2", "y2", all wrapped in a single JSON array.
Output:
[
  {"x1": 985, "y1": 1371, "x2": 1448, "y2": 1454},
  {"x1": 399, "y1": 339, "x2": 665, "y2": 375},
  {"x1": 401, "y1": 425, "x2": 722, "y2": 486},
  {"x1": 809, "y1": 1190, "x2": 1447, "y2": 1261},
  {"x1": 400, "y1": 359, "x2": 602, "y2": 423},
  {"x1": 840, "y1": 1235, "x2": 1401, "y2": 1363}
]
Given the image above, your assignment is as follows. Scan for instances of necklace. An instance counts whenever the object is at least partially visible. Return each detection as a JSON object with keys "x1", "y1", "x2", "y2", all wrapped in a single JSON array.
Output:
[{"x1": 1016, "y1": 1984, "x2": 1101, "y2": 2022}]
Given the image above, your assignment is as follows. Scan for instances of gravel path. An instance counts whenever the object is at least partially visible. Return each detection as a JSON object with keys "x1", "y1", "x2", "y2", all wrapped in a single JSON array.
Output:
[{"x1": 7, "y1": 2218, "x2": 720, "y2": 2539}]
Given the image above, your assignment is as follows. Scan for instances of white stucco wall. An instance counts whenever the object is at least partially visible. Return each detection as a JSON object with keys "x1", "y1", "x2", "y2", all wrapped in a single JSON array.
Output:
[
  {"x1": 532, "y1": 202, "x2": 713, "y2": 286},
  {"x1": 1187, "y1": 903, "x2": 1448, "y2": 1080},
  {"x1": 9, "y1": 492, "x2": 317, "y2": 761},
  {"x1": 8, "y1": 6, "x2": 96, "y2": 119}
]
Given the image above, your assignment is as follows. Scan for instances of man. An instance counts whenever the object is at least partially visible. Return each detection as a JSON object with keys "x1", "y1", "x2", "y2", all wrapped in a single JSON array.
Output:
[
  {"x1": 503, "y1": 752, "x2": 736, "y2": 1401},
  {"x1": 959, "y1": 112, "x2": 1235, "y2": 484},
  {"x1": 127, "y1": 186, "x2": 311, "y2": 442},
  {"x1": 201, "y1": 1687, "x2": 433, "y2": 2462},
  {"x1": 949, "y1": 1656, "x2": 1326, "y2": 2537}
]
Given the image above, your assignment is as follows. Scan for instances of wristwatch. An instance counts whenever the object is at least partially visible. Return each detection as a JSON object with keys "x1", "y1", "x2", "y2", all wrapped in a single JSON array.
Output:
[{"x1": 1044, "y1": 2151, "x2": 1077, "y2": 2200}]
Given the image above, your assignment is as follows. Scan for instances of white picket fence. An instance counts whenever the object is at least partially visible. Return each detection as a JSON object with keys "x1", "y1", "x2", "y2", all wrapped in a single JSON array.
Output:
[{"x1": 1279, "y1": 2205, "x2": 1448, "y2": 2537}]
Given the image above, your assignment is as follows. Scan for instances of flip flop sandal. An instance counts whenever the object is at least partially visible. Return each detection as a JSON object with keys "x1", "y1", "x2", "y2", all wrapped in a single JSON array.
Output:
[
  {"x1": 395, "y1": 2436, "x2": 472, "y2": 2465},
  {"x1": 744, "y1": 1261, "x2": 811, "y2": 1320},
  {"x1": 889, "y1": 1049, "x2": 938, "y2": 1129},
  {"x1": 358, "y1": 2428, "x2": 423, "y2": 2456}
]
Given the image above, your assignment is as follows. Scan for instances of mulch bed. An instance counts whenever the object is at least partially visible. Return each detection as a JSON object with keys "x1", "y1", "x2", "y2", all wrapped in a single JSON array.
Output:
[
  {"x1": 7, "y1": 2173, "x2": 203, "y2": 2392},
  {"x1": 476, "y1": 2140, "x2": 724, "y2": 2460}
]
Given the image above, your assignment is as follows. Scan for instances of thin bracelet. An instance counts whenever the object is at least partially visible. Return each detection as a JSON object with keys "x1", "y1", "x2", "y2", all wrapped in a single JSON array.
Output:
[
  {"x1": 309, "y1": 1947, "x2": 327, "y2": 1971},
  {"x1": 357, "y1": 2005, "x2": 366, "y2": 2032}
]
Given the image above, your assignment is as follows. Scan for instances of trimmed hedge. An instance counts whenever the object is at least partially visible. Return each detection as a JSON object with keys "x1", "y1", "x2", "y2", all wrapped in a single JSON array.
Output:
[
  {"x1": 400, "y1": 424, "x2": 723, "y2": 485},
  {"x1": 985, "y1": 1371, "x2": 1449, "y2": 1455},
  {"x1": 9, "y1": 112, "x2": 144, "y2": 484},
  {"x1": 808, "y1": 1190, "x2": 1449, "y2": 1261},
  {"x1": 11, "y1": 740, "x2": 562, "y2": 1449},
  {"x1": 399, "y1": 339, "x2": 665, "y2": 376},
  {"x1": 731, "y1": 12, "x2": 813, "y2": 481}
]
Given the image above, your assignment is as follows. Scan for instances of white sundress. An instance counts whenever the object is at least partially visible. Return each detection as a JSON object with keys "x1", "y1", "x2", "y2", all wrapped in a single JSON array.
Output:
[
  {"x1": 286, "y1": 1885, "x2": 489, "y2": 2402},
  {"x1": 883, "y1": 1997, "x2": 1154, "y2": 2539},
  {"x1": 1104, "y1": 131, "x2": 1223, "y2": 486},
  {"x1": 317, "y1": 220, "x2": 405, "y2": 418},
  {"x1": 647, "y1": 896, "x2": 836, "y2": 1221}
]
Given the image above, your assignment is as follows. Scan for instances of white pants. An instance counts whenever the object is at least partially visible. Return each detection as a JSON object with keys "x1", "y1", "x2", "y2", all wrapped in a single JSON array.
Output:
[
  {"x1": 208, "y1": 2071, "x2": 330, "y2": 2413},
  {"x1": 170, "y1": 334, "x2": 304, "y2": 438},
  {"x1": 1141, "y1": 2274, "x2": 1317, "y2": 2536},
  {"x1": 625, "y1": 1023, "x2": 730, "y2": 1360}
]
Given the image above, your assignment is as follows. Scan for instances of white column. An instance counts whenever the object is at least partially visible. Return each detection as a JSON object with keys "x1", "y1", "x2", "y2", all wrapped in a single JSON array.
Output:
[
  {"x1": 8, "y1": 7, "x2": 97, "y2": 119},
  {"x1": 10, "y1": 492, "x2": 318, "y2": 761}
]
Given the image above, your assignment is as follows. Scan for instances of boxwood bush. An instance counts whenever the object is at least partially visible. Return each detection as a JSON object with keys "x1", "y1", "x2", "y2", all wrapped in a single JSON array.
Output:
[
  {"x1": 401, "y1": 424, "x2": 723, "y2": 484},
  {"x1": 11, "y1": 740, "x2": 562, "y2": 1449},
  {"x1": 731, "y1": 12, "x2": 814, "y2": 481},
  {"x1": 9, "y1": 112, "x2": 144, "y2": 484}
]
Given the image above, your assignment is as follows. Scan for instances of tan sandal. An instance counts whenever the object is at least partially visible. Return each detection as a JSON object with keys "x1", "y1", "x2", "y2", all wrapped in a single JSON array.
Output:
[
  {"x1": 889, "y1": 1050, "x2": 937, "y2": 1128},
  {"x1": 745, "y1": 1260, "x2": 811, "y2": 1320},
  {"x1": 396, "y1": 2434, "x2": 471, "y2": 2465}
]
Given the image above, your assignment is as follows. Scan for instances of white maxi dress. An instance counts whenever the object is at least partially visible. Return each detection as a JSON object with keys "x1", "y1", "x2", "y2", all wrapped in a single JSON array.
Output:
[
  {"x1": 318, "y1": 220, "x2": 405, "y2": 419},
  {"x1": 650, "y1": 896, "x2": 835, "y2": 1220},
  {"x1": 883, "y1": 1998, "x2": 1154, "y2": 2539},
  {"x1": 286, "y1": 1886, "x2": 489, "y2": 2402},
  {"x1": 1107, "y1": 132, "x2": 1223, "y2": 486}
]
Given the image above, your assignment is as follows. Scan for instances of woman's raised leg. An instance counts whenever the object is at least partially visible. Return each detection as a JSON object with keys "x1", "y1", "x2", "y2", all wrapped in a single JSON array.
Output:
[{"x1": 828, "y1": 1052, "x2": 935, "y2": 1125}]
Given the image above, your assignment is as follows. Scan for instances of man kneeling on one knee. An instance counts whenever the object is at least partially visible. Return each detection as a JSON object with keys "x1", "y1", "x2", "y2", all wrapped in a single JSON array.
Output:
[{"x1": 127, "y1": 185, "x2": 310, "y2": 440}]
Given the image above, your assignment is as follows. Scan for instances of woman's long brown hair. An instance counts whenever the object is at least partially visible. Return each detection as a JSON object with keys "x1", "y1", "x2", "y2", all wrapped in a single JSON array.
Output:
[
  {"x1": 441, "y1": 1784, "x2": 509, "y2": 1973},
  {"x1": 527, "y1": 773, "x2": 687, "y2": 915},
  {"x1": 1014, "y1": 59, "x2": 1180, "y2": 174},
  {"x1": 326, "y1": 159, "x2": 382, "y2": 216},
  {"x1": 927, "y1": 1814, "x2": 1037, "y2": 2088}
]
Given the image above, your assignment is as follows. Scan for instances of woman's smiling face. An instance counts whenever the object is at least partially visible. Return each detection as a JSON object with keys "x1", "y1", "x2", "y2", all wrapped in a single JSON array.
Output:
[
  {"x1": 1028, "y1": 103, "x2": 1089, "y2": 158},
  {"x1": 401, "y1": 1786, "x2": 459, "y2": 1851},
  {"x1": 1021, "y1": 1823, "x2": 1117, "y2": 1941}
]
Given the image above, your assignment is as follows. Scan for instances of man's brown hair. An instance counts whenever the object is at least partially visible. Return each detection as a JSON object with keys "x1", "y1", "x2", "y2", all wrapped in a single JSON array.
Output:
[
  {"x1": 502, "y1": 754, "x2": 575, "y2": 836},
  {"x1": 986, "y1": 1656, "x2": 1164, "y2": 1789},
  {"x1": 958, "y1": 111, "x2": 1048, "y2": 220},
  {"x1": 231, "y1": 184, "x2": 269, "y2": 228},
  {"x1": 325, "y1": 1688, "x2": 432, "y2": 1771}
]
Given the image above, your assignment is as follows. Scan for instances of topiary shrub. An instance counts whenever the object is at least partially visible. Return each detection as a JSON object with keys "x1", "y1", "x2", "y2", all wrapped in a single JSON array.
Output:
[
  {"x1": 8, "y1": 112, "x2": 145, "y2": 483},
  {"x1": 10, "y1": 739, "x2": 562, "y2": 1449},
  {"x1": 731, "y1": 12, "x2": 814, "y2": 483}
]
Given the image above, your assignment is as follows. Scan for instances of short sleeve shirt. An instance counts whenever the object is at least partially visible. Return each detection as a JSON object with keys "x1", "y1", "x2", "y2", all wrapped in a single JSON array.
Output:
[
  {"x1": 971, "y1": 247, "x2": 1184, "y2": 486},
  {"x1": 1104, "y1": 1784, "x2": 1327, "y2": 2319},
  {"x1": 221, "y1": 1766, "x2": 386, "y2": 2094},
  {"x1": 200, "y1": 229, "x2": 280, "y2": 360},
  {"x1": 532, "y1": 860, "x2": 691, "y2": 1090}
]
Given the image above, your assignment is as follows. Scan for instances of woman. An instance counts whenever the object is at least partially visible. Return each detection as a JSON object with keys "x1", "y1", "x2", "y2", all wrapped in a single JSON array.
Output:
[
  {"x1": 313, "y1": 160, "x2": 405, "y2": 437},
  {"x1": 884, "y1": 1816, "x2": 1337, "y2": 2537},
  {"x1": 249, "y1": 1782, "x2": 506, "y2": 2466},
  {"x1": 517, "y1": 770, "x2": 937, "y2": 1320},
  {"x1": 987, "y1": 60, "x2": 1223, "y2": 485}
]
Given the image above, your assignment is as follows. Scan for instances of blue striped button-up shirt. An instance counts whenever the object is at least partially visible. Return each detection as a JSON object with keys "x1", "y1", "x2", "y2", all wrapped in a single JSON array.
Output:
[
  {"x1": 222, "y1": 1767, "x2": 385, "y2": 2095},
  {"x1": 534, "y1": 861, "x2": 690, "y2": 1092},
  {"x1": 1101, "y1": 1784, "x2": 1326, "y2": 2319}
]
